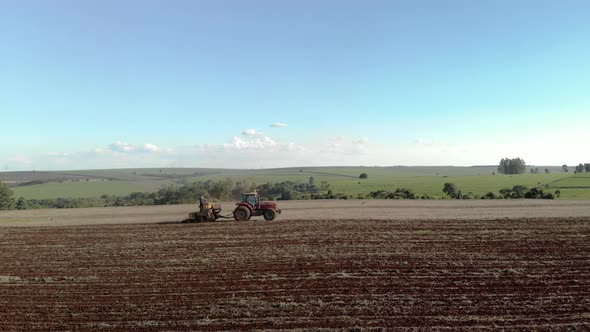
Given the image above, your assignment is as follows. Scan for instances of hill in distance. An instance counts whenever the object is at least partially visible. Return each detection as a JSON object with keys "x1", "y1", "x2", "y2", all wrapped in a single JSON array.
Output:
[{"x1": 0, "y1": 166, "x2": 582, "y2": 200}]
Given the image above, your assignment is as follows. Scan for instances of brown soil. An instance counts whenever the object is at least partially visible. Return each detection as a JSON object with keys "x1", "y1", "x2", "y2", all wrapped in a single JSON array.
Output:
[
  {"x1": 1, "y1": 216, "x2": 589, "y2": 330},
  {"x1": 1, "y1": 199, "x2": 590, "y2": 227}
]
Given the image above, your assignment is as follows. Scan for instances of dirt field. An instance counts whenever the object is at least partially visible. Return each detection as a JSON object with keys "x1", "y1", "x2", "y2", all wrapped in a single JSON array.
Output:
[
  {"x1": 1, "y1": 199, "x2": 590, "y2": 227},
  {"x1": 1, "y1": 201, "x2": 589, "y2": 330}
]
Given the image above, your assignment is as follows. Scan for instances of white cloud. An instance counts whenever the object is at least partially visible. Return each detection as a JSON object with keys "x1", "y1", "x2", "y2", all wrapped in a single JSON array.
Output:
[
  {"x1": 109, "y1": 141, "x2": 136, "y2": 153},
  {"x1": 322, "y1": 136, "x2": 345, "y2": 150},
  {"x1": 242, "y1": 129, "x2": 265, "y2": 136},
  {"x1": 224, "y1": 136, "x2": 279, "y2": 151},
  {"x1": 353, "y1": 137, "x2": 369, "y2": 145},
  {"x1": 108, "y1": 141, "x2": 165, "y2": 153},
  {"x1": 141, "y1": 143, "x2": 162, "y2": 153},
  {"x1": 7, "y1": 126, "x2": 590, "y2": 171},
  {"x1": 271, "y1": 123, "x2": 288, "y2": 128}
]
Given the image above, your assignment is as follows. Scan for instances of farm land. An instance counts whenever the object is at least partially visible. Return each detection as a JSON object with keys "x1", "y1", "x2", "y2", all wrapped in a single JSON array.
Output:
[
  {"x1": 1, "y1": 201, "x2": 590, "y2": 330},
  {"x1": 1, "y1": 168, "x2": 590, "y2": 329},
  {"x1": 2, "y1": 166, "x2": 590, "y2": 200}
]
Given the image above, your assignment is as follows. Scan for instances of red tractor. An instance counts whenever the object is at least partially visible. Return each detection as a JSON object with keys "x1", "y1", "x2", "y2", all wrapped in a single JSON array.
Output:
[{"x1": 233, "y1": 192, "x2": 281, "y2": 221}]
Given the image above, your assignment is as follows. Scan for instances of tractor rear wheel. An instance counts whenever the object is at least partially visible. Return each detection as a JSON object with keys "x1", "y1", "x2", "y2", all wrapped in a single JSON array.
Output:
[
  {"x1": 234, "y1": 206, "x2": 251, "y2": 221},
  {"x1": 263, "y1": 209, "x2": 276, "y2": 221}
]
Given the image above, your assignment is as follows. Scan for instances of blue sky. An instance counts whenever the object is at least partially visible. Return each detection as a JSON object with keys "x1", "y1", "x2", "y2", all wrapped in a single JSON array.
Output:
[{"x1": 1, "y1": 0, "x2": 589, "y2": 170}]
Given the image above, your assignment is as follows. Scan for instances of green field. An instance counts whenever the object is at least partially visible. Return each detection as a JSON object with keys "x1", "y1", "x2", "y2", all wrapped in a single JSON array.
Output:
[
  {"x1": 12, "y1": 180, "x2": 170, "y2": 200},
  {"x1": 3, "y1": 166, "x2": 588, "y2": 200},
  {"x1": 0, "y1": 166, "x2": 590, "y2": 199},
  {"x1": 545, "y1": 173, "x2": 590, "y2": 199}
]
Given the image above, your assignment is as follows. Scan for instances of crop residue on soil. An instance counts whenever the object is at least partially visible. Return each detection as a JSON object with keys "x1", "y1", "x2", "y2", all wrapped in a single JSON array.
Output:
[{"x1": 1, "y1": 218, "x2": 589, "y2": 330}]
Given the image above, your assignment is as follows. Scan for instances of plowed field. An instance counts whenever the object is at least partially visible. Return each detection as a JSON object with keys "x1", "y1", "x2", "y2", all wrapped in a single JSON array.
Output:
[{"x1": 1, "y1": 217, "x2": 589, "y2": 331}]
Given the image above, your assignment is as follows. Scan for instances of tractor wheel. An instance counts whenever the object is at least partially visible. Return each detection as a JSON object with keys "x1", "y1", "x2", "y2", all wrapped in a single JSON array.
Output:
[
  {"x1": 263, "y1": 209, "x2": 276, "y2": 221},
  {"x1": 234, "y1": 206, "x2": 251, "y2": 221}
]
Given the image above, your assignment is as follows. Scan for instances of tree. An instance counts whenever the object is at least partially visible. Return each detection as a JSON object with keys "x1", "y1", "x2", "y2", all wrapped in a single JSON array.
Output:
[
  {"x1": 498, "y1": 158, "x2": 510, "y2": 174},
  {"x1": 481, "y1": 192, "x2": 497, "y2": 199},
  {"x1": 585, "y1": 163, "x2": 590, "y2": 173},
  {"x1": 512, "y1": 185, "x2": 528, "y2": 198},
  {"x1": 481, "y1": 191, "x2": 498, "y2": 199},
  {"x1": 0, "y1": 183, "x2": 14, "y2": 210},
  {"x1": 576, "y1": 163, "x2": 585, "y2": 174},
  {"x1": 524, "y1": 188, "x2": 554, "y2": 199},
  {"x1": 309, "y1": 176, "x2": 315, "y2": 185},
  {"x1": 562, "y1": 164, "x2": 569, "y2": 172},
  {"x1": 443, "y1": 182, "x2": 458, "y2": 198},
  {"x1": 15, "y1": 197, "x2": 26, "y2": 210},
  {"x1": 499, "y1": 188, "x2": 513, "y2": 199},
  {"x1": 497, "y1": 158, "x2": 527, "y2": 174},
  {"x1": 499, "y1": 185, "x2": 528, "y2": 199},
  {"x1": 359, "y1": 173, "x2": 368, "y2": 179},
  {"x1": 221, "y1": 178, "x2": 234, "y2": 201},
  {"x1": 280, "y1": 189, "x2": 295, "y2": 200},
  {"x1": 545, "y1": 168, "x2": 550, "y2": 174}
]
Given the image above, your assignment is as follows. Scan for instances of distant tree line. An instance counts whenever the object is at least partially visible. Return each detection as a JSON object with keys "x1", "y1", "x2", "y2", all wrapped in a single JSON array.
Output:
[
  {"x1": 442, "y1": 182, "x2": 558, "y2": 200},
  {"x1": 366, "y1": 188, "x2": 435, "y2": 200},
  {"x1": 498, "y1": 158, "x2": 587, "y2": 175},
  {"x1": 1, "y1": 169, "x2": 571, "y2": 211},
  {"x1": 0, "y1": 177, "x2": 350, "y2": 210}
]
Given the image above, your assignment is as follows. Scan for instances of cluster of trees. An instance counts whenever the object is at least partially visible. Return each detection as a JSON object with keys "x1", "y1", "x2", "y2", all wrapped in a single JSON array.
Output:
[
  {"x1": 560, "y1": 164, "x2": 590, "y2": 173},
  {"x1": 443, "y1": 182, "x2": 557, "y2": 200},
  {"x1": 498, "y1": 158, "x2": 527, "y2": 175},
  {"x1": 368, "y1": 188, "x2": 416, "y2": 199},
  {"x1": 574, "y1": 163, "x2": 590, "y2": 174},
  {"x1": 499, "y1": 158, "x2": 584, "y2": 175},
  {"x1": 310, "y1": 191, "x2": 351, "y2": 200},
  {"x1": 257, "y1": 177, "x2": 330, "y2": 200},
  {"x1": 498, "y1": 186, "x2": 556, "y2": 199},
  {"x1": 442, "y1": 182, "x2": 475, "y2": 199}
]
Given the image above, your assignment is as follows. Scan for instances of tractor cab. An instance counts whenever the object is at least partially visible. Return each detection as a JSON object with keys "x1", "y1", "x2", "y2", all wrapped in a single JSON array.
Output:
[{"x1": 240, "y1": 192, "x2": 259, "y2": 208}]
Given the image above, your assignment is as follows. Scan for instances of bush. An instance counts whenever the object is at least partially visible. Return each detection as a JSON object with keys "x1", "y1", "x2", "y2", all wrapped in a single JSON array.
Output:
[
  {"x1": 393, "y1": 188, "x2": 415, "y2": 199},
  {"x1": 368, "y1": 188, "x2": 416, "y2": 200},
  {"x1": 442, "y1": 183, "x2": 459, "y2": 199},
  {"x1": 0, "y1": 183, "x2": 14, "y2": 210},
  {"x1": 481, "y1": 192, "x2": 498, "y2": 199},
  {"x1": 15, "y1": 197, "x2": 26, "y2": 210}
]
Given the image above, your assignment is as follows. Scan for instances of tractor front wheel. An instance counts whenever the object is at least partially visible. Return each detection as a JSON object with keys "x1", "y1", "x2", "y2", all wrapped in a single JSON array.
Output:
[
  {"x1": 263, "y1": 209, "x2": 276, "y2": 221},
  {"x1": 234, "y1": 206, "x2": 251, "y2": 221}
]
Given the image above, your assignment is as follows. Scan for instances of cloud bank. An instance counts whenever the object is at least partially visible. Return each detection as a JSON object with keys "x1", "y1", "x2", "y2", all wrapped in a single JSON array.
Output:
[{"x1": 2, "y1": 130, "x2": 587, "y2": 171}]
